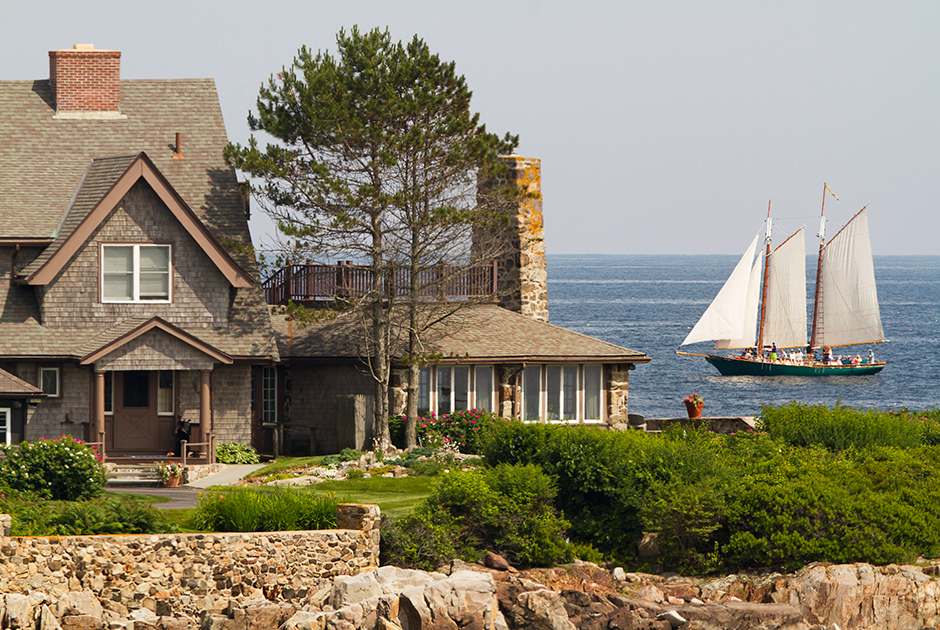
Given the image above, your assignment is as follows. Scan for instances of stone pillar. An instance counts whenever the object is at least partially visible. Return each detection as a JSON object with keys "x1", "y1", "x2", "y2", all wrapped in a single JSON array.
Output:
[
  {"x1": 607, "y1": 364, "x2": 632, "y2": 427},
  {"x1": 390, "y1": 368, "x2": 408, "y2": 416},
  {"x1": 497, "y1": 364, "x2": 523, "y2": 418},
  {"x1": 475, "y1": 155, "x2": 549, "y2": 322}
]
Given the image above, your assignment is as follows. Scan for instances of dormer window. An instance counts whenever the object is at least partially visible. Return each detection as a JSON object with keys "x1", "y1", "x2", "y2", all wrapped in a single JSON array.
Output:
[{"x1": 102, "y1": 244, "x2": 171, "y2": 302}]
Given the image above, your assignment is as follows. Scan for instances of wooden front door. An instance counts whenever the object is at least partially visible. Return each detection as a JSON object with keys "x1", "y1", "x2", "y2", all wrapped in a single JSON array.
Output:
[{"x1": 110, "y1": 371, "x2": 174, "y2": 454}]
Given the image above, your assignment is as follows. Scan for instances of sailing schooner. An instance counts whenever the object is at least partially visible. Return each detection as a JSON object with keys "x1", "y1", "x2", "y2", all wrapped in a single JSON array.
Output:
[{"x1": 677, "y1": 186, "x2": 887, "y2": 376}]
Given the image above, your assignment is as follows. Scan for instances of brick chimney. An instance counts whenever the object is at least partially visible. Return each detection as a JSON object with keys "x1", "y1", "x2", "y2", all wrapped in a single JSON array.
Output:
[{"x1": 49, "y1": 44, "x2": 122, "y2": 116}]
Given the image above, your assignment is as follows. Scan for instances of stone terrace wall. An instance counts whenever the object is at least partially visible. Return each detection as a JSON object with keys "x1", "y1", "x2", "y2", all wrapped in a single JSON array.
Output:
[{"x1": 0, "y1": 505, "x2": 379, "y2": 619}]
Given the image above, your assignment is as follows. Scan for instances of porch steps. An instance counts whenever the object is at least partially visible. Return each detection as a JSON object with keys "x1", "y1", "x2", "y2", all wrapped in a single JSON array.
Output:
[{"x1": 106, "y1": 464, "x2": 163, "y2": 488}]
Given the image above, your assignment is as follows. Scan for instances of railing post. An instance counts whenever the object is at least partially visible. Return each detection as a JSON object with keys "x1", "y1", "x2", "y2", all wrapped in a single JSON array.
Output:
[
  {"x1": 98, "y1": 431, "x2": 106, "y2": 462},
  {"x1": 491, "y1": 260, "x2": 498, "y2": 298},
  {"x1": 181, "y1": 440, "x2": 188, "y2": 467}
]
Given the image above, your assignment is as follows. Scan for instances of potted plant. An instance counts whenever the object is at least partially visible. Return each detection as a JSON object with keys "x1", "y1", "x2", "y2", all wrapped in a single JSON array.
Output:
[
  {"x1": 158, "y1": 461, "x2": 184, "y2": 487},
  {"x1": 683, "y1": 393, "x2": 704, "y2": 418}
]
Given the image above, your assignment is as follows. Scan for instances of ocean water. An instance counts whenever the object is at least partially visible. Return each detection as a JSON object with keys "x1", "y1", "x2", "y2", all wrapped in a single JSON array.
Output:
[{"x1": 548, "y1": 254, "x2": 940, "y2": 419}]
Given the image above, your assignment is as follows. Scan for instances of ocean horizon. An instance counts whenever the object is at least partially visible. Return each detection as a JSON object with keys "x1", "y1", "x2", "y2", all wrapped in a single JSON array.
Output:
[{"x1": 547, "y1": 254, "x2": 940, "y2": 420}]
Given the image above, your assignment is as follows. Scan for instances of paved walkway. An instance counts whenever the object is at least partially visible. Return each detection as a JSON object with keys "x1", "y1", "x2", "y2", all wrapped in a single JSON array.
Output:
[{"x1": 107, "y1": 464, "x2": 266, "y2": 510}]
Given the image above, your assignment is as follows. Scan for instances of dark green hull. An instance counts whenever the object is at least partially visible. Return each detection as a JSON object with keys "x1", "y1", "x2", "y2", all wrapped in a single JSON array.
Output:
[{"x1": 705, "y1": 356, "x2": 886, "y2": 376}]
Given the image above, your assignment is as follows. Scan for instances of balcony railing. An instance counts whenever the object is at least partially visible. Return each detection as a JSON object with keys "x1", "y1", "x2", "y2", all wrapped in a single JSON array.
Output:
[{"x1": 263, "y1": 261, "x2": 498, "y2": 305}]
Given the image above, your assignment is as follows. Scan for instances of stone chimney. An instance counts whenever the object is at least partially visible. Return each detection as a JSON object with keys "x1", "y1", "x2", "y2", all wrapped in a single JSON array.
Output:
[
  {"x1": 49, "y1": 44, "x2": 122, "y2": 117},
  {"x1": 476, "y1": 155, "x2": 549, "y2": 322}
]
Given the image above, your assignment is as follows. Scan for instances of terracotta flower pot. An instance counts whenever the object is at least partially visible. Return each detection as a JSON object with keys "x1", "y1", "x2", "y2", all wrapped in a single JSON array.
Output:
[
  {"x1": 684, "y1": 401, "x2": 704, "y2": 419},
  {"x1": 163, "y1": 476, "x2": 181, "y2": 488}
]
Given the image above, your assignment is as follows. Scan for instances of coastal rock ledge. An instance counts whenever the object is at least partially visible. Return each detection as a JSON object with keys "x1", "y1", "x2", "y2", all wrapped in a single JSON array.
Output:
[{"x1": 3, "y1": 560, "x2": 940, "y2": 630}]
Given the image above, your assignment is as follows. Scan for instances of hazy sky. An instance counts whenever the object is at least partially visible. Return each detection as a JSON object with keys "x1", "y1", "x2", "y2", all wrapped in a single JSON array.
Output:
[{"x1": 3, "y1": 1, "x2": 938, "y2": 255}]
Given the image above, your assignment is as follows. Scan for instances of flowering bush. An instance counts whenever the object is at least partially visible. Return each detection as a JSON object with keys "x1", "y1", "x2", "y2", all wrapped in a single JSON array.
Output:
[
  {"x1": 684, "y1": 393, "x2": 704, "y2": 406},
  {"x1": 157, "y1": 461, "x2": 183, "y2": 482},
  {"x1": 416, "y1": 409, "x2": 506, "y2": 455},
  {"x1": 0, "y1": 435, "x2": 106, "y2": 501}
]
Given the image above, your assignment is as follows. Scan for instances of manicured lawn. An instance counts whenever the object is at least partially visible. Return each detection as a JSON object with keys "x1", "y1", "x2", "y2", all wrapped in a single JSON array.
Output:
[{"x1": 237, "y1": 476, "x2": 435, "y2": 519}]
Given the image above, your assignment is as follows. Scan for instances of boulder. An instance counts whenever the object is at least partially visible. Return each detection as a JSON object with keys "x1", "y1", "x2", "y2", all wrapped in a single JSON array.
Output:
[{"x1": 506, "y1": 589, "x2": 576, "y2": 630}]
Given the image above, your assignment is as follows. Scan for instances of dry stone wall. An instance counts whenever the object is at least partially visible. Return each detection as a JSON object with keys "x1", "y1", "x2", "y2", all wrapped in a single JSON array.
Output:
[{"x1": 0, "y1": 504, "x2": 380, "y2": 620}]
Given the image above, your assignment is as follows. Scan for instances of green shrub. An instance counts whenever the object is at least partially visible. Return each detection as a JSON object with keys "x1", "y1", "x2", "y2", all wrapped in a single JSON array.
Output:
[
  {"x1": 388, "y1": 415, "x2": 407, "y2": 449},
  {"x1": 194, "y1": 488, "x2": 337, "y2": 532},
  {"x1": 346, "y1": 468, "x2": 365, "y2": 480},
  {"x1": 0, "y1": 492, "x2": 174, "y2": 536},
  {"x1": 0, "y1": 435, "x2": 106, "y2": 501},
  {"x1": 339, "y1": 448, "x2": 362, "y2": 462},
  {"x1": 321, "y1": 454, "x2": 342, "y2": 467},
  {"x1": 381, "y1": 464, "x2": 570, "y2": 569},
  {"x1": 759, "y1": 402, "x2": 927, "y2": 450},
  {"x1": 215, "y1": 442, "x2": 260, "y2": 464}
]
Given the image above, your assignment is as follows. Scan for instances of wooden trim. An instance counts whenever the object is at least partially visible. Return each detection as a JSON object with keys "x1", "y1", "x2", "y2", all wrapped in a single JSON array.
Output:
[
  {"x1": 79, "y1": 316, "x2": 233, "y2": 365},
  {"x1": 27, "y1": 152, "x2": 254, "y2": 288}
]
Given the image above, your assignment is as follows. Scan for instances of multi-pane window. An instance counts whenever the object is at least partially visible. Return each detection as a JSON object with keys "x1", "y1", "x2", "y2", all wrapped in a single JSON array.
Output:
[
  {"x1": 546, "y1": 365, "x2": 578, "y2": 421},
  {"x1": 158, "y1": 371, "x2": 174, "y2": 415},
  {"x1": 102, "y1": 244, "x2": 171, "y2": 302},
  {"x1": 417, "y1": 365, "x2": 494, "y2": 416},
  {"x1": 583, "y1": 365, "x2": 602, "y2": 420},
  {"x1": 522, "y1": 364, "x2": 605, "y2": 423},
  {"x1": 104, "y1": 372, "x2": 113, "y2": 414},
  {"x1": 474, "y1": 366, "x2": 494, "y2": 412},
  {"x1": 0, "y1": 408, "x2": 10, "y2": 446},
  {"x1": 39, "y1": 367, "x2": 60, "y2": 398},
  {"x1": 262, "y1": 366, "x2": 277, "y2": 424}
]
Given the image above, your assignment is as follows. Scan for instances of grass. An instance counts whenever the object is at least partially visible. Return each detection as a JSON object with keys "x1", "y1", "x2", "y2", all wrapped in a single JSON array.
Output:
[
  {"x1": 230, "y1": 475, "x2": 436, "y2": 519},
  {"x1": 245, "y1": 456, "x2": 325, "y2": 478}
]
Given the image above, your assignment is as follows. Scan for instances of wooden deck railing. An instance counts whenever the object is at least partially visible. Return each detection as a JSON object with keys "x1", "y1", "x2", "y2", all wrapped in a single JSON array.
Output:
[{"x1": 263, "y1": 261, "x2": 498, "y2": 305}]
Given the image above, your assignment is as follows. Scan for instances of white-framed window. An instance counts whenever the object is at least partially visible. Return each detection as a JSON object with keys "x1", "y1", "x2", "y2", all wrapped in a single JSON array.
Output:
[
  {"x1": 102, "y1": 244, "x2": 171, "y2": 302},
  {"x1": 474, "y1": 366, "x2": 494, "y2": 412},
  {"x1": 158, "y1": 370, "x2": 174, "y2": 416},
  {"x1": 262, "y1": 366, "x2": 277, "y2": 424},
  {"x1": 39, "y1": 367, "x2": 60, "y2": 398},
  {"x1": 416, "y1": 365, "x2": 494, "y2": 416},
  {"x1": 521, "y1": 364, "x2": 605, "y2": 423},
  {"x1": 0, "y1": 408, "x2": 11, "y2": 446},
  {"x1": 104, "y1": 371, "x2": 113, "y2": 414}
]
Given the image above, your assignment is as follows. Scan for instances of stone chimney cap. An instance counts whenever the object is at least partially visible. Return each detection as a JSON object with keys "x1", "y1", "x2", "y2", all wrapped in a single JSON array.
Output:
[{"x1": 74, "y1": 44, "x2": 95, "y2": 50}]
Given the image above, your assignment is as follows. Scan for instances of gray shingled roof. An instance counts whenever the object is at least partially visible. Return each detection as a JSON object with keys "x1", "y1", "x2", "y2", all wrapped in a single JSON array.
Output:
[
  {"x1": 0, "y1": 368, "x2": 44, "y2": 396},
  {"x1": 274, "y1": 304, "x2": 649, "y2": 364},
  {"x1": 20, "y1": 155, "x2": 138, "y2": 277},
  {"x1": 0, "y1": 78, "x2": 278, "y2": 361}
]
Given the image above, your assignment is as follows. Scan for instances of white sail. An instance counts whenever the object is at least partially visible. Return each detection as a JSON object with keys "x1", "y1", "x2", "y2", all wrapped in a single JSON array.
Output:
[
  {"x1": 816, "y1": 207, "x2": 884, "y2": 347},
  {"x1": 763, "y1": 227, "x2": 807, "y2": 348},
  {"x1": 714, "y1": 254, "x2": 761, "y2": 349},
  {"x1": 681, "y1": 232, "x2": 761, "y2": 347}
]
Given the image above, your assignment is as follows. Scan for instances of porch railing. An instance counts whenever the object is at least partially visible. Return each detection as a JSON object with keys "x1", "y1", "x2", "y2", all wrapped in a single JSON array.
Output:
[{"x1": 263, "y1": 261, "x2": 498, "y2": 305}]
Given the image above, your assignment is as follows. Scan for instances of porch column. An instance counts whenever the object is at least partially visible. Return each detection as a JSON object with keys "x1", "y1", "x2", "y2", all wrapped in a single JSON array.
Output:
[
  {"x1": 94, "y1": 371, "x2": 106, "y2": 456},
  {"x1": 200, "y1": 369, "x2": 212, "y2": 462}
]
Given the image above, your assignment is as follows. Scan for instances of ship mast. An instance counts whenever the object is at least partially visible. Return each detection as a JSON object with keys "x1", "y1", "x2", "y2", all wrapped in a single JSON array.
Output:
[
  {"x1": 756, "y1": 200, "x2": 772, "y2": 351},
  {"x1": 809, "y1": 183, "x2": 828, "y2": 349}
]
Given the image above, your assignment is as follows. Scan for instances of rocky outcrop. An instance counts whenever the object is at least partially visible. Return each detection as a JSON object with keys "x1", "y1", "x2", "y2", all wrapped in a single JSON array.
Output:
[{"x1": 5, "y1": 556, "x2": 940, "y2": 629}]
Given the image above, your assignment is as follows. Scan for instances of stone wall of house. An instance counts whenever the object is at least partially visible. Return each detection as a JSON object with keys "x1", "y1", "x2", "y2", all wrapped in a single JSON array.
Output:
[
  {"x1": 287, "y1": 362, "x2": 374, "y2": 455},
  {"x1": 606, "y1": 363, "x2": 631, "y2": 427},
  {"x1": 0, "y1": 504, "x2": 380, "y2": 618},
  {"x1": 475, "y1": 156, "x2": 548, "y2": 322},
  {"x1": 40, "y1": 181, "x2": 231, "y2": 328}
]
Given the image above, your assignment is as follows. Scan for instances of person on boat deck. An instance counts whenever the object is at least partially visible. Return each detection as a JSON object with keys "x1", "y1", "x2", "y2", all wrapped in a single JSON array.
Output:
[
  {"x1": 854, "y1": 354, "x2": 862, "y2": 365},
  {"x1": 770, "y1": 350, "x2": 778, "y2": 362},
  {"x1": 869, "y1": 349, "x2": 875, "y2": 364}
]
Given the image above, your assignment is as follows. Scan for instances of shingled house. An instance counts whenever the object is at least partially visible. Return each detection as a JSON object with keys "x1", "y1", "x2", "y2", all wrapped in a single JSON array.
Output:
[
  {"x1": 0, "y1": 45, "x2": 278, "y2": 454},
  {"x1": 266, "y1": 157, "x2": 650, "y2": 454}
]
